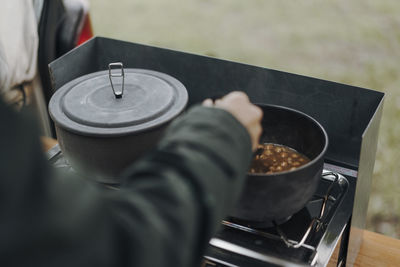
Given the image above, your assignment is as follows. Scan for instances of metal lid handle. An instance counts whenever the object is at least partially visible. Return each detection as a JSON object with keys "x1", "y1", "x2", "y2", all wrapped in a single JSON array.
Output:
[{"x1": 108, "y1": 62, "x2": 125, "y2": 98}]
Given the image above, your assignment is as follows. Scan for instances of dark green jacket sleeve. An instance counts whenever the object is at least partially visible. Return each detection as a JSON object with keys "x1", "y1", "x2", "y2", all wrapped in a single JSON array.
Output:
[{"x1": 0, "y1": 102, "x2": 253, "y2": 267}]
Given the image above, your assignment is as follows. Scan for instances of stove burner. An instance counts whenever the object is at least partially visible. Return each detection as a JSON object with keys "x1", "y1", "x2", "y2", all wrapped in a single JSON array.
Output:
[
  {"x1": 228, "y1": 215, "x2": 293, "y2": 229},
  {"x1": 205, "y1": 171, "x2": 350, "y2": 267},
  {"x1": 224, "y1": 172, "x2": 339, "y2": 248}
]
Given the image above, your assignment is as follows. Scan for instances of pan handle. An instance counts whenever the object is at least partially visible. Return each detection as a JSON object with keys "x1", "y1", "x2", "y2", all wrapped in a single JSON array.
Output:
[{"x1": 108, "y1": 62, "x2": 125, "y2": 99}]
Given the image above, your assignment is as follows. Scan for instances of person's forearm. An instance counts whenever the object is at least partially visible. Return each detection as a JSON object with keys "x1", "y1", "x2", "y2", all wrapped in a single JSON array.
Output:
[
  {"x1": 116, "y1": 105, "x2": 253, "y2": 266},
  {"x1": 1, "y1": 100, "x2": 253, "y2": 267}
]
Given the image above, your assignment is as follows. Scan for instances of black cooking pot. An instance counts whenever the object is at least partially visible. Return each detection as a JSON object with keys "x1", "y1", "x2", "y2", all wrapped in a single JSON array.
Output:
[
  {"x1": 49, "y1": 63, "x2": 188, "y2": 184},
  {"x1": 230, "y1": 104, "x2": 328, "y2": 226}
]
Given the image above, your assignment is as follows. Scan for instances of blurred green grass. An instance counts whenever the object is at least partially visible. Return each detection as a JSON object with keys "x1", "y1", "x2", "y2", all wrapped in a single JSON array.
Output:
[{"x1": 89, "y1": 0, "x2": 400, "y2": 238}]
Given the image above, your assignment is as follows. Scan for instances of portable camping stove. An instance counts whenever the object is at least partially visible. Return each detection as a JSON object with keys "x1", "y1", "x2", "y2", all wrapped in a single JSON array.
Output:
[
  {"x1": 202, "y1": 168, "x2": 356, "y2": 267},
  {"x1": 47, "y1": 145, "x2": 356, "y2": 267}
]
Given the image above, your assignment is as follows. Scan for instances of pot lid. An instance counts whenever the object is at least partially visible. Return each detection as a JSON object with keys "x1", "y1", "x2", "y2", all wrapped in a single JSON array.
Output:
[{"x1": 49, "y1": 64, "x2": 188, "y2": 136}]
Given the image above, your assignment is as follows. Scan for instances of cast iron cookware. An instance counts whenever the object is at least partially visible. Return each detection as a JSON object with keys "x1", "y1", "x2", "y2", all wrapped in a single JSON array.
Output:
[
  {"x1": 49, "y1": 63, "x2": 188, "y2": 184},
  {"x1": 230, "y1": 104, "x2": 328, "y2": 227}
]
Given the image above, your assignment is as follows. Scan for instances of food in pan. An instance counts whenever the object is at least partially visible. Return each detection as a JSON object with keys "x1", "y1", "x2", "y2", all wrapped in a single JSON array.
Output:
[{"x1": 249, "y1": 143, "x2": 310, "y2": 174}]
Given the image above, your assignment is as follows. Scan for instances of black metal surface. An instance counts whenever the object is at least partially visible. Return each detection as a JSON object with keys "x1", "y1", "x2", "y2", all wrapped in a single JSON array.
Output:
[
  {"x1": 230, "y1": 104, "x2": 328, "y2": 223},
  {"x1": 347, "y1": 97, "x2": 384, "y2": 265},
  {"x1": 49, "y1": 36, "x2": 384, "y2": 168}
]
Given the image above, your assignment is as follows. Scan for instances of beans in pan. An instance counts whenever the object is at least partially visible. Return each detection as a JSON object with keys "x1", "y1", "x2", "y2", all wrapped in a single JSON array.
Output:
[{"x1": 249, "y1": 143, "x2": 310, "y2": 174}]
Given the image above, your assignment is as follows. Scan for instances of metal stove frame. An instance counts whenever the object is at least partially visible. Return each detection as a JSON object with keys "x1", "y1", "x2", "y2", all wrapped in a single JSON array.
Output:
[{"x1": 204, "y1": 169, "x2": 356, "y2": 267}]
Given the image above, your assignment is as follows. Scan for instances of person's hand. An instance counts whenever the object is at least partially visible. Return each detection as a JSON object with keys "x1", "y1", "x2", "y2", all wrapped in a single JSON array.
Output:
[{"x1": 203, "y1": 91, "x2": 263, "y2": 151}]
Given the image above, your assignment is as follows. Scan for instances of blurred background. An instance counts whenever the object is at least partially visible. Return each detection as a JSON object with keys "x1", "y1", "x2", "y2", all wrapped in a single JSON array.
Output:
[{"x1": 88, "y1": 0, "x2": 399, "y2": 238}]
